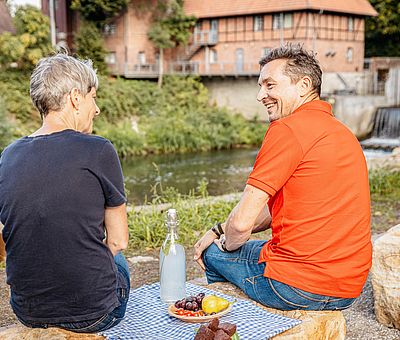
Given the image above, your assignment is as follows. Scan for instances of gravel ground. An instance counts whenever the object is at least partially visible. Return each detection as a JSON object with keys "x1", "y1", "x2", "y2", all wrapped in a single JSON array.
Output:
[{"x1": 1, "y1": 247, "x2": 399, "y2": 339}]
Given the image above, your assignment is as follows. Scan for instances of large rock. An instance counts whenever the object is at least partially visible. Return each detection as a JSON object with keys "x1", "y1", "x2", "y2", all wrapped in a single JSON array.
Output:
[
  {"x1": 192, "y1": 278, "x2": 346, "y2": 340},
  {"x1": 367, "y1": 147, "x2": 400, "y2": 171},
  {"x1": 0, "y1": 325, "x2": 105, "y2": 339},
  {"x1": 371, "y1": 224, "x2": 400, "y2": 329}
]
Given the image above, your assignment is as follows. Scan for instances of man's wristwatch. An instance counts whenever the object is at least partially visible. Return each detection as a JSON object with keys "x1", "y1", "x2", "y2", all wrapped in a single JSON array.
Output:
[
  {"x1": 211, "y1": 222, "x2": 224, "y2": 238},
  {"x1": 219, "y1": 234, "x2": 234, "y2": 253}
]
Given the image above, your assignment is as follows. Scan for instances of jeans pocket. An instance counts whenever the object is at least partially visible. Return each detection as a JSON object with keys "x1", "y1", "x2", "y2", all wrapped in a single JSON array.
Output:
[
  {"x1": 289, "y1": 286, "x2": 328, "y2": 303},
  {"x1": 266, "y1": 278, "x2": 310, "y2": 309},
  {"x1": 242, "y1": 274, "x2": 264, "y2": 302},
  {"x1": 95, "y1": 316, "x2": 120, "y2": 333}
]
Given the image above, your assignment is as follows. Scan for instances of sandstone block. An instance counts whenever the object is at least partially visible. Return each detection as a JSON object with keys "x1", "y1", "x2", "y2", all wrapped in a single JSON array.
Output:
[
  {"x1": 371, "y1": 224, "x2": 400, "y2": 329},
  {"x1": 0, "y1": 325, "x2": 105, "y2": 340}
]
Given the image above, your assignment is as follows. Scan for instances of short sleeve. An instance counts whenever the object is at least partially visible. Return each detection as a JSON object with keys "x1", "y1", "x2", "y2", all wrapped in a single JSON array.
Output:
[
  {"x1": 247, "y1": 121, "x2": 303, "y2": 197},
  {"x1": 97, "y1": 141, "x2": 127, "y2": 207}
]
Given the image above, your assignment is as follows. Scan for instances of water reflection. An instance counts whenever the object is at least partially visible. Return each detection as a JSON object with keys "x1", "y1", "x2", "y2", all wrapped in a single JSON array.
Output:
[
  {"x1": 122, "y1": 146, "x2": 390, "y2": 205},
  {"x1": 122, "y1": 148, "x2": 259, "y2": 205}
]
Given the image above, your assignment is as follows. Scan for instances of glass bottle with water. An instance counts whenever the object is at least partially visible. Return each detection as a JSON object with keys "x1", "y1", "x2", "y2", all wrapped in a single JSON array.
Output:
[{"x1": 159, "y1": 208, "x2": 186, "y2": 303}]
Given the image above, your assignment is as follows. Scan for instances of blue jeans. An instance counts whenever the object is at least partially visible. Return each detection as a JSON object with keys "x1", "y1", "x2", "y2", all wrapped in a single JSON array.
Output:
[
  {"x1": 203, "y1": 241, "x2": 356, "y2": 311},
  {"x1": 17, "y1": 252, "x2": 130, "y2": 333}
]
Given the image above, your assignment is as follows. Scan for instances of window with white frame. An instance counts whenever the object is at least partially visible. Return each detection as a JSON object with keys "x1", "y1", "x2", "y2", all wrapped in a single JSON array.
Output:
[
  {"x1": 210, "y1": 49, "x2": 218, "y2": 63},
  {"x1": 103, "y1": 23, "x2": 116, "y2": 35},
  {"x1": 105, "y1": 52, "x2": 116, "y2": 64},
  {"x1": 272, "y1": 13, "x2": 293, "y2": 29},
  {"x1": 348, "y1": 17, "x2": 354, "y2": 32},
  {"x1": 346, "y1": 47, "x2": 353, "y2": 63},
  {"x1": 254, "y1": 15, "x2": 264, "y2": 31}
]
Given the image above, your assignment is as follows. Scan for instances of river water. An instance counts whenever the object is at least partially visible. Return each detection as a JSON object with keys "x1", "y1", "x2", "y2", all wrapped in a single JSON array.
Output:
[{"x1": 122, "y1": 147, "x2": 390, "y2": 205}]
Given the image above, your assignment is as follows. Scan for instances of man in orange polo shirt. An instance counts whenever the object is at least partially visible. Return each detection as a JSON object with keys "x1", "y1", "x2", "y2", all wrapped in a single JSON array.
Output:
[{"x1": 194, "y1": 44, "x2": 372, "y2": 310}]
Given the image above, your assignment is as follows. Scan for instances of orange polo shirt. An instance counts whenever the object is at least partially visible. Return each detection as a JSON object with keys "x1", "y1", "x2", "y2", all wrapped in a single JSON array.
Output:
[{"x1": 247, "y1": 100, "x2": 372, "y2": 298}]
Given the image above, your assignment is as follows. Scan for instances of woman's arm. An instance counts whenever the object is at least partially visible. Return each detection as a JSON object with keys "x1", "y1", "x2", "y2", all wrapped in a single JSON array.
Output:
[{"x1": 104, "y1": 204, "x2": 129, "y2": 256}]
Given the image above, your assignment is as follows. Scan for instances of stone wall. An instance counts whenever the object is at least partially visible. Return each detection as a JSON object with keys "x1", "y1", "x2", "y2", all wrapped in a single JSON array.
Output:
[
  {"x1": 332, "y1": 95, "x2": 387, "y2": 139},
  {"x1": 202, "y1": 76, "x2": 387, "y2": 140}
]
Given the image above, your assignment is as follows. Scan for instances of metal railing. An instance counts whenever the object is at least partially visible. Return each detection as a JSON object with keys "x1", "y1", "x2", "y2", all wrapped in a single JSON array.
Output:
[
  {"x1": 123, "y1": 63, "x2": 159, "y2": 78},
  {"x1": 192, "y1": 29, "x2": 218, "y2": 45},
  {"x1": 169, "y1": 61, "x2": 199, "y2": 75},
  {"x1": 109, "y1": 61, "x2": 262, "y2": 78}
]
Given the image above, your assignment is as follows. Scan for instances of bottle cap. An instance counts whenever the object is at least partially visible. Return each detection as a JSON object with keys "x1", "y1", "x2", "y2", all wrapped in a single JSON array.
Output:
[{"x1": 166, "y1": 208, "x2": 178, "y2": 227}]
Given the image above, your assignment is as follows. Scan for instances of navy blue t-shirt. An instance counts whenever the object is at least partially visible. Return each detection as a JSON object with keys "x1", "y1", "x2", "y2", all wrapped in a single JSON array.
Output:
[{"x1": 0, "y1": 129, "x2": 127, "y2": 323}]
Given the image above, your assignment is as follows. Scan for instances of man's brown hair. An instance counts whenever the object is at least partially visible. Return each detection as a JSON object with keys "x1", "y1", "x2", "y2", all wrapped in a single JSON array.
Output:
[{"x1": 259, "y1": 43, "x2": 322, "y2": 96}]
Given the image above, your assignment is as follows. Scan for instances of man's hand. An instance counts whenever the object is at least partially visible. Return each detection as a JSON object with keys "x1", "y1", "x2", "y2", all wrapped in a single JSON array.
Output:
[{"x1": 193, "y1": 229, "x2": 218, "y2": 271}]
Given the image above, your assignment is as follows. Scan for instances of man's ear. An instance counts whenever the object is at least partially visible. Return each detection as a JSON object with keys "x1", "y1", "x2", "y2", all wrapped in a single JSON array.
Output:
[{"x1": 298, "y1": 76, "x2": 313, "y2": 97}]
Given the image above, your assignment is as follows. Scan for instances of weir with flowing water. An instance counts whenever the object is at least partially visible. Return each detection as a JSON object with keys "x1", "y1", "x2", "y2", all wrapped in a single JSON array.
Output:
[{"x1": 361, "y1": 107, "x2": 400, "y2": 150}]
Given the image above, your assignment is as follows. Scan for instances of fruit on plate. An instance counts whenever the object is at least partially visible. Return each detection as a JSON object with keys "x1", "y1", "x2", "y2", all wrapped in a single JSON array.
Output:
[
  {"x1": 201, "y1": 295, "x2": 230, "y2": 314},
  {"x1": 175, "y1": 293, "x2": 205, "y2": 312},
  {"x1": 194, "y1": 318, "x2": 240, "y2": 340}
]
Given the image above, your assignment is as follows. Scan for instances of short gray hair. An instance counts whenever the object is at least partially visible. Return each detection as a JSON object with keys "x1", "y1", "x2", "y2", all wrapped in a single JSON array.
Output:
[
  {"x1": 30, "y1": 53, "x2": 98, "y2": 118},
  {"x1": 259, "y1": 43, "x2": 322, "y2": 96}
]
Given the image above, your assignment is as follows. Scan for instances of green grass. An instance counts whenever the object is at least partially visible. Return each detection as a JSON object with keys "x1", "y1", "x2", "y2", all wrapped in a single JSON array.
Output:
[
  {"x1": 369, "y1": 169, "x2": 400, "y2": 233},
  {"x1": 127, "y1": 180, "x2": 238, "y2": 251},
  {"x1": 127, "y1": 170, "x2": 400, "y2": 251},
  {"x1": 369, "y1": 169, "x2": 400, "y2": 200}
]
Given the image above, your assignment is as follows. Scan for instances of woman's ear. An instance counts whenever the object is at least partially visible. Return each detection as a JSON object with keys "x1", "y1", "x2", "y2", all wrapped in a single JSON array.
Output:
[{"x1": 69, "y1": 88, "x2": 81, "y2": 110}]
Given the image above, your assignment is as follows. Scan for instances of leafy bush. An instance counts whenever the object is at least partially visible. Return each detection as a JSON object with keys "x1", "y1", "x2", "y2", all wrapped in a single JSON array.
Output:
[
  {"x1": 95, "y1": 75, "x2": 266, "y2": 157},
  {"x1": 0, "y1": 70, "x2": 38, "y2": 127},
  {"x1": 0, "y1": 97, "x2": 15, "y2": 151},
  {"x1": 74, "y1": 21, "x2": 108, "y2": 75},
  {"x1": 0, "y1": 5, "x2": 53, "y2": 69}
]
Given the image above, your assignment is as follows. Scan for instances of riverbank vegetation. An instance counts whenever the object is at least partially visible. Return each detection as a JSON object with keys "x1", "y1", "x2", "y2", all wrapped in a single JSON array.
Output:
[
  {"x1": 0, "y1": 70, "x2": 266, "y2": 157},
  {"x1": 126, "y1": 170, "x2": 400, "y2": 251}
]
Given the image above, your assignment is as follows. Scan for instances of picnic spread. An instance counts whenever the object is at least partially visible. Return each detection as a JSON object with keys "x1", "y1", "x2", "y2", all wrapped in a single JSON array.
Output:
[{"x1": 101, "y1": 282, "x2": 301, "y2": 340}]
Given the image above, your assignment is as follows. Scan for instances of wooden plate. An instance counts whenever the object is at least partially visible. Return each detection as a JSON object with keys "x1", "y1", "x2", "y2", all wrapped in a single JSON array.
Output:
[{"x1": 168, "y1": 304, "x2": 233, "y2": 323}]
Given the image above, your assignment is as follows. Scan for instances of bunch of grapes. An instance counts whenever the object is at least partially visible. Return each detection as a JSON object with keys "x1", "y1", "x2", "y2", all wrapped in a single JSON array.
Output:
[{"x1": 174, "y1": 293, "x2": 205, "y2": 311}]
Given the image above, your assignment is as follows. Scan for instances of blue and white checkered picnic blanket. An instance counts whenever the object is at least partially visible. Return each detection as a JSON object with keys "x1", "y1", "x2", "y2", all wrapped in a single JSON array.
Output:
[{"x1": 101, "y1": 282, "x2": 301, "y2": 340}]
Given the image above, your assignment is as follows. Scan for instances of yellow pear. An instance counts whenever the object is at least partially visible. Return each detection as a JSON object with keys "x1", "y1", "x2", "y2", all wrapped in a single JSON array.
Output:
[{"x1": 201, "y1": 295, "x2": 230, "y2": 314}]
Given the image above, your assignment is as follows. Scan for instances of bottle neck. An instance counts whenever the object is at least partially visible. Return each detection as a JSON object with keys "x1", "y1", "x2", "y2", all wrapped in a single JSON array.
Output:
[{"x1": 167, "y1": 226, "x2": 178, "y2": 242}]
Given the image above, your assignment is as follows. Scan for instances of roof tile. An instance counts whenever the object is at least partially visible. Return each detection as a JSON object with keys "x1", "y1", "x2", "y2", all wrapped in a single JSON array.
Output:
[{"x1": 184, "y1": 0, "x2": 377, "y2": 18}]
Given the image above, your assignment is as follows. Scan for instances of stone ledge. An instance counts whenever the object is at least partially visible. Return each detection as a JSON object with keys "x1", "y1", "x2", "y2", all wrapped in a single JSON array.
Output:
[
  {"x1": 0, "y1": 324, "x2": 105, "y2": 340},
  {"x1": 192, "y1": 278, "x2": 346, "y2": 340}
]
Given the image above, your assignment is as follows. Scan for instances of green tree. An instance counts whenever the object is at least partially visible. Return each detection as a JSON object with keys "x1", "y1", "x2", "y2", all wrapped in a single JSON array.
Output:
[
  {"x1": 71, "y1": 0, "x2": 128, "y2": 23},
  {"x1": 148, "y1": 0, "x2": 196, "y2": 87},
  {"x1": 14, "y1": 5, "x2": 53, "y2": 67},
  {"x1": 0, "y1": 32, "x2": 25, "y2": 66},
  {"x1": 0, "y1": 5, "x2": 53, "y2": 69},
  {"x1": 74, "y1": 21, "x2": 108, "y2": 74},
  {"x1": 365, "y1": 0, "x2": 400, "y2": 57}
]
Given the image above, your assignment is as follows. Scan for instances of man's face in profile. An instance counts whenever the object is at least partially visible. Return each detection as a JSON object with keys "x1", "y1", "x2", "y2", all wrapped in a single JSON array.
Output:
[{"x1": 257, "y1": 59, "x2": 301, "y2": 122}]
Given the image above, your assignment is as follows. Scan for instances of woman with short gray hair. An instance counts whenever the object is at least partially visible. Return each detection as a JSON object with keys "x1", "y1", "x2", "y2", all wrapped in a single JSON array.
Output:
[{"x1": 0, "y1": 53, "x2": 130, "y2": 333}]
